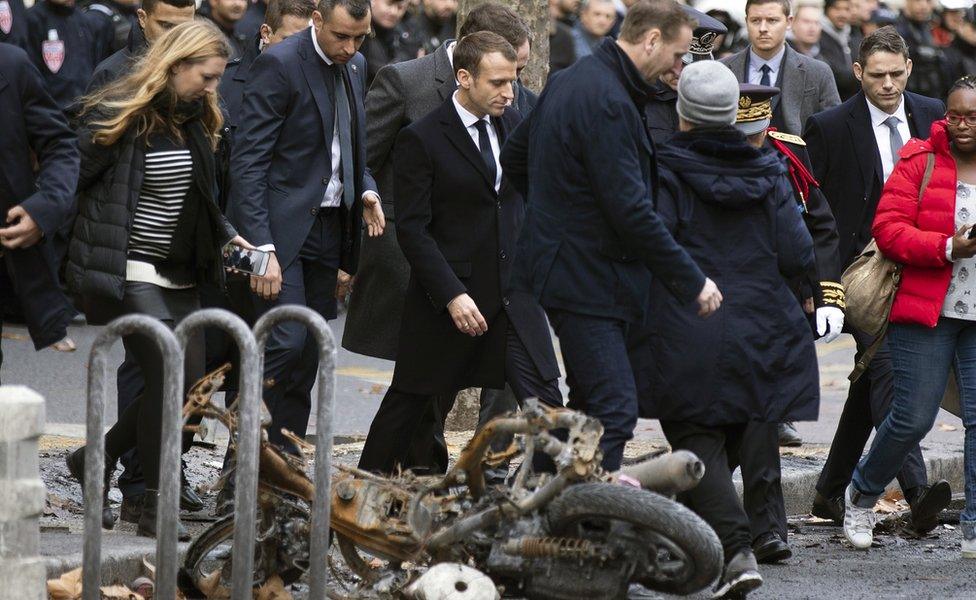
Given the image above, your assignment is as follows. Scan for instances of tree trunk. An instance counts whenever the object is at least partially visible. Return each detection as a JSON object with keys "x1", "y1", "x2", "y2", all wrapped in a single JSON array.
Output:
[{"x1": 457, "y1": 0, "x2": 550, "y2": 93}]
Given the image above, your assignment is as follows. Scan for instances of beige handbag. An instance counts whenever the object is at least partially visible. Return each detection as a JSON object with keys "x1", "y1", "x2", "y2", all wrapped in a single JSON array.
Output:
[{"x1": 839, "y1": 154, "x2": 961, "y2": 417}]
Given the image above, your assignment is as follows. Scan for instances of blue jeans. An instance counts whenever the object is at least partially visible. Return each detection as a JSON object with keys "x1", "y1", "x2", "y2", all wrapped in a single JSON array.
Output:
[
  {"x1": 852, "y1": 318, "x2": 976, "y2": 522},
  {"x1": 547, "y1": 310, "x2": 638, "y2": 471}
]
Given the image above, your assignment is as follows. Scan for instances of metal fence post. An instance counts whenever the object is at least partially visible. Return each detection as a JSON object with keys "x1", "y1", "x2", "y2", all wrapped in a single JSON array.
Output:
[
  {"x1": 173, "y1": 308, "x2": 262, "y2": 600},
  {"x1": 252, "y1": 304, "x2": 336, "y2": 600},
  {"x1": 0, "y1": 386, "x2": 47, "y2": 600},
  {"x1": 83, "y1": 315, "x2": 183, "y2": 600}
]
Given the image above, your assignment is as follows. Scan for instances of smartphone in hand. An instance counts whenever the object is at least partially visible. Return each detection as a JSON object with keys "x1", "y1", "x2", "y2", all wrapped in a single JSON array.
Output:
[{"x1": 222, "y1": 243, "x2": 270, "y2": 277}]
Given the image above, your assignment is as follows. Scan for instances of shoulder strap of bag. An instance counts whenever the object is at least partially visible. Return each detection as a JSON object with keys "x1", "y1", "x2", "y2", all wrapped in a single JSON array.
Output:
[{"x1": 849, "y1": 154, "x2": 934, "y2": 383}]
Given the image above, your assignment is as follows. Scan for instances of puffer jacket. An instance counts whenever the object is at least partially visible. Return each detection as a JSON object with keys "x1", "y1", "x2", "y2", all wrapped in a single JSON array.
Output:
[
  {"x1": 872, "y1": 120, "x2": 957, "y2": 328},
  {"x1": 66, "y1": 116, "x2": 235, "y2": 321},
  {"x1": 635, "y1": 127, "x2": 819, "y2": 426}
]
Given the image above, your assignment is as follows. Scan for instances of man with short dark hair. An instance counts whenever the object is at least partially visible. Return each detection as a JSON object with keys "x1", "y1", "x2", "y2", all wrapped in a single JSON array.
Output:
[
  {"x1": 344, "y1": 2, "x2": 540, "y2": 474},
  {"x1": 819, "y1": 0, "x2": 862, "y2": 100},
  {"x1": 228, "y1": 0, "x2": 384, "y2": 454},
  {"x1": 200, "y1": 0, "x2": 249, "y2": 57},
  {"x1": 358, "y1": 31, "x2": 562, "y2": 474},
  {"x1": 722, "y1": 0, "x2": 841, "y2": 136},
  {"x1": 803, "y1": 25, "x2": 950, "y2": 535},
  {"x1": 501, "y1": 0, "x2": 722, "y2": 472},
  {"x1": 86, "y1": 0, "x2": 196, "y2": 93}
]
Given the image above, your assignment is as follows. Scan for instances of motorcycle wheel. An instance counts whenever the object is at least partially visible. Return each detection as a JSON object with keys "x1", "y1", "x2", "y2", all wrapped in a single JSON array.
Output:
[
  {"x1": 546, "y1": 483, "x2": 723, "y2": 596},
  {"x1": 178, "y1": 513, "x2": 307, "y2": 597}
]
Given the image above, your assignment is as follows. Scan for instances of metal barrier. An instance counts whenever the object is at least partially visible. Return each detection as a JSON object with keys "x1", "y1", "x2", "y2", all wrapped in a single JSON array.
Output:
[
  {"x1": 82, "y1": 305, "x2": 336, "y2": 599},
  {"x1": 173, "y1": 309, "x2": 262, "y2": 600},
  {"x1": 82, "y1": 315, "x2": 183, "y2": 600},
  {"x1": 253, "y1": 304, "x2": 337, "y2": 600}
]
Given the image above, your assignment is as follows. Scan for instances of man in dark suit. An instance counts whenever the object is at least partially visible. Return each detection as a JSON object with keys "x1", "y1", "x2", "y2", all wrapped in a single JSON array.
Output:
[
  {"x1": 358, "y1": 32, "x2": 561, "y2": 474},
  {"x1": 501, "y1": 0, "x2": 722, "y2": 472},
  {"x1": 0, "y1": 43, "x2": 78, "y2": 377},
  {"x1": 804, "y1": 25, "x2": 950, "y2": 532},
  {"x1": 721, "y1": 0, "x2": 841, "y2": 136},
  {"x1": 343, "y1": 2, "x2": 538, "y2": 474},
  {"x1": 227, "y1": 0, "x2": 384, "y2": 451}
]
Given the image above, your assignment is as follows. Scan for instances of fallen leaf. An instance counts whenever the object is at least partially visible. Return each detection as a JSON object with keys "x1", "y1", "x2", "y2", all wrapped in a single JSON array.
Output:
[
  {"x1": 196, "y1": 570, "x2": 231, "y2": 599},
  {"x1": 1, "y1": 331, "x2": 28, "y2": 341},
  {"x1": 938, "y1": 423, "x2": 959, "y2": 432},
  {"x1": 99, "y1": 584, "x2": 144, "y2": 600},
  {"x1": 255, "y1": 576, "x2": 293, "y2": 600},
  {"x1": 47, "y1": 568, "x2": 83, "y2": 600}
]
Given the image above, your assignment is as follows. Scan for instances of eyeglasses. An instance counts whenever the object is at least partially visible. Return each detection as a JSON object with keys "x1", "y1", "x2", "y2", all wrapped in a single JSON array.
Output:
[{"x1": 946, "y1": 112, "x2": 976, "y2": 126}]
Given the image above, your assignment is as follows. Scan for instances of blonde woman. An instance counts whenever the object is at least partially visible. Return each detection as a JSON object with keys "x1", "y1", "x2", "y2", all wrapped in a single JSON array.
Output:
[{"x1": 64, "y1": 20, "x2": 254, "y2": 539}]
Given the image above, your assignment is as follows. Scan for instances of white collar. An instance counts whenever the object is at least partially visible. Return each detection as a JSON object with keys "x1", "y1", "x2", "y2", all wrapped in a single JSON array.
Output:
[
  {"x1": 310, "y1": 26, "x2": 334, "y2": 65},
  {"x1": 452, "y1": 90, "x2": 489, "y2": 129},
  {"x1": 446, "y1": 40, "x2": 456, "y2": 69},
  {"x1": 750, "y1": 44, "x2": 786, "y2": 71},
  {"x1": 866, "y1": 95, "x2": 908, "y2": 128}
]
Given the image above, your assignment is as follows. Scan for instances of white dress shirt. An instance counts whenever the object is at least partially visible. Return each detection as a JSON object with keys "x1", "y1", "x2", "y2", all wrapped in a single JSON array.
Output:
[
  {"x1": 311, "y1": 28, "x2": 345, "y2": 208},
  {"x1": 452, "y1": 91, "x2": 501, "y2": 192},
  {"x1": 748, "y1": 45, "x2": 786, "y2": 85},
  {"x1": 866, "y1": 95, "x2": 911, "y2": 184}
]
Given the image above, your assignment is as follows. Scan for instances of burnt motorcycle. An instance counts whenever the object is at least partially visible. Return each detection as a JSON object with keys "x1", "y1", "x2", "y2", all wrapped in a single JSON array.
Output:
[{"x1": 178, "y1": 365, "x2": 723, "y2": 599}]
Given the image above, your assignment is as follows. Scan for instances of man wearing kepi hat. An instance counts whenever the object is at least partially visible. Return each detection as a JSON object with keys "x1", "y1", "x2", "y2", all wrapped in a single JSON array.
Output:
[
  {"x1": 730, "y1": 83, "x2": 845, "y2": 566},
  {"x1": 641, "y1": 60, "x2": 818, "y2": 599},
  {"x1": 646, "y1": 4, "x2": 726, "y2": 144}
]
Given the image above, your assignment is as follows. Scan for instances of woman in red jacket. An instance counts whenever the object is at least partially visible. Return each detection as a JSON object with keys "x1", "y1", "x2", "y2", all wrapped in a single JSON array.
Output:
[{"x1": 843, "y1": 77, "x2": 976, "y2": 556}]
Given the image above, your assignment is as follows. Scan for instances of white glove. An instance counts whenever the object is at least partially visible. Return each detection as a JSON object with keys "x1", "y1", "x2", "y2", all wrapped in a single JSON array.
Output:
[{"x1": 816, "y1": 306, "x2": 845, "y2": 343}]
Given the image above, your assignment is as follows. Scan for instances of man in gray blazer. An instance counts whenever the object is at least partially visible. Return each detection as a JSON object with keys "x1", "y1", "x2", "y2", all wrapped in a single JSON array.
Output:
[
  {"x1": 342, "y1": 2, "x2": 539, "y2": 473},
  {"x1": 721, "y1": 0, "x2": 840, "y2": 136}
]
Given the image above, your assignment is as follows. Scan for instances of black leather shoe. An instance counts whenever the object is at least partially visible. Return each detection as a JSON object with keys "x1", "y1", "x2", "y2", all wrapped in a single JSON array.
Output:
[
  {"x1": 811, "y1": 493, "x2": 844, "y2": 525},
  {"x1": 180, "y1": 482, "x2": 205, "y2": 513},
  {"x1": 907, "y1": 480, "x2": 952, "y2": 535},
  {"x1": 120, "y1": 494, "x2": 144, "y2": 524},
  {"x1": 138, "y1": 491, "x2": 190, "y2": 541},
  {"x1": 752, "y1": 532, "x2": 792, "y2": 564},
  {"x1": 66, "y1": 447, "x2": 117, "y2": 530},
  {"x1": 778, "y1": 423, "x2": 803, "y2": 447}
]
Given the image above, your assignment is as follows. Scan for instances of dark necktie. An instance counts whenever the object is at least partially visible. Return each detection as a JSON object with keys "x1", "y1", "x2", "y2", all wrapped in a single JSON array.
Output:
[
  {"x1": 474, "y1": 119, "x2": 497, "y2": 190},
  {"x1": 883, "y1": 115, "x2": 904, "y2": 168},
  {"x1": 760, "y1": 64, "x2": 772, "y2": 87},
  {"x1": 333, "y1": 66, "x2": 355, "y2": 210}
]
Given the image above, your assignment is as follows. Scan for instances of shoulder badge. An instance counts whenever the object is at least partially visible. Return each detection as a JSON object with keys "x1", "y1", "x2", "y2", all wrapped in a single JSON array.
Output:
[{"x1": 768, "y1": 131, "x2": 806, "y2": 146}]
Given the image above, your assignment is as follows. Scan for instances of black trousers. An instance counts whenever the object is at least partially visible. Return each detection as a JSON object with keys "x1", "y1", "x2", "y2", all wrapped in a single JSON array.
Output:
[
  {"x1": 733, "y1": 422, "x2": 788, "y2": 542},
  {"x1": 816, "y1": 328, "x2": 928, "y2": 500},
  {"x1": 103, "y1": 282, "x2": 204, "y2": 490},
  {"x1": 358, "y1": 323, "x2": 561, "y2": 474},
  {"x1": 661, "y1": 420, "x2": 752, "y2": 562},
  {"x1": 253, "y1": 209, "x2": 340, "y2": 449}
]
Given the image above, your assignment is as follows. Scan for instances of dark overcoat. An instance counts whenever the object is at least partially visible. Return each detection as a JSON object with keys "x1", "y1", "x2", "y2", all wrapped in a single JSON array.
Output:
[
  {"x1": 390, "y1": 99, "x2": 560, "y2": 395},
  {"x1": 0, "y1": 43, "x2": 78, "y2": 349},
  {"x1": 501, "y1": 38, "x2": 706, "y2": 324},
  {"x1": 638, "y1": 128, "x2": 819, "y2": 425}
]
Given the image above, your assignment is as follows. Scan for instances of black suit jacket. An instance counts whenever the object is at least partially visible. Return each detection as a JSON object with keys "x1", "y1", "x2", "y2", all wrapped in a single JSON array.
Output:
[
  {"x1": 804, "y1": 90, "x2": 945, "y2": 268},
  {"x1": 227, "y1": 27, "x2": 376, "y2": 272},
  {"x1": 390, "y1": 98, "x2": 559, "y2": 395},
  {"x1": 0, "y1": 43, "x2": 78, "y2": 349}
]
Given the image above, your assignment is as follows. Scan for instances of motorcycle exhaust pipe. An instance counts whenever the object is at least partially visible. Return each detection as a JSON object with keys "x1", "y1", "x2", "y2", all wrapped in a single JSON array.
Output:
[{"x1": 611, "y1": 450, "x2": 705, "y2": 496}]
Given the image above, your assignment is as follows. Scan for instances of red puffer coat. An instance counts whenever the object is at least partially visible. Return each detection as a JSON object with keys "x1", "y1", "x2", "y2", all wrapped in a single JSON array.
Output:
[{"x1": 872, "y1": 120, "x2": 958, "y2": 328}]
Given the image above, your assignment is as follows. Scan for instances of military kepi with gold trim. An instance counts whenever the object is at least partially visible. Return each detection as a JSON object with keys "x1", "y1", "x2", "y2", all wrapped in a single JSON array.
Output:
[
  {"x1": 735, "y1": 83, "x2": 779, "y2": 136},
  {"x1": 681, "y1": 5, "x2": 728, "y2": 63}
]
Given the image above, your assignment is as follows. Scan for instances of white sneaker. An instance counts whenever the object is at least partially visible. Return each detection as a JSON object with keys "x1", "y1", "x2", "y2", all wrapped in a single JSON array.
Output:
[
  {"x1": 962, "y1": 522, "x2": 976, "y2": 559},
  {"x1": 843, "y1": 484, "x2": 876, "y2": 550}
]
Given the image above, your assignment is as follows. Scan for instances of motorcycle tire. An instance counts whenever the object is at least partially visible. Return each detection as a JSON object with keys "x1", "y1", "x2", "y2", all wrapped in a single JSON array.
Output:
[
  {"x1": 178, "y1": 514, "x2": 306, "y2": 597},
  {"x1": 545, "y1": 483, "x2": 723, "y2": 597}
]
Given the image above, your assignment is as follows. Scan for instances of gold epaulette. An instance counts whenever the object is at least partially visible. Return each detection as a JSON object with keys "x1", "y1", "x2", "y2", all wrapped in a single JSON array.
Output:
[
  {"x1": 820, "y1": 281, "x2": 846, "y2": 310},
  {"x1": 768, "y1": 131, "x2": 806, "y2": 146}
]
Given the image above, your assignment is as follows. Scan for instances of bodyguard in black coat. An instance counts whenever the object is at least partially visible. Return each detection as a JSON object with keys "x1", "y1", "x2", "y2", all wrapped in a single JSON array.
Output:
[
  {"x1": 0, "y1": 0, "x2": 30, "y2": 49},
  {"x1": 0, "y1": 43, "x2": 78, "y2": 369},
  {"x1": 358, "y1": 33, "x2": 561, "y2": 475}
]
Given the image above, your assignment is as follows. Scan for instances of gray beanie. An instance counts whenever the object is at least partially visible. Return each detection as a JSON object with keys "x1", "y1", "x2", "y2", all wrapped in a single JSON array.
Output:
[{"x1": 676, "y1": 61, "x2": 740, "y2": 127}]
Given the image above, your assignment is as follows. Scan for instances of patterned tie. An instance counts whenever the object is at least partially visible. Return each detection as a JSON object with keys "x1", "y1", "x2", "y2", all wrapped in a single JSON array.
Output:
[
  {"x1": 474, "y1": 119, "x2": 498, "y2": 189},
  {"x1": 334, "y1": 66, "x2": 356, "y2": 210},
  {"x1": 760, "y1": 64, "x2": 772, "y2": 87},
  {"x1": 883, "y1": 115, "x2": 904, "y2": 166}
]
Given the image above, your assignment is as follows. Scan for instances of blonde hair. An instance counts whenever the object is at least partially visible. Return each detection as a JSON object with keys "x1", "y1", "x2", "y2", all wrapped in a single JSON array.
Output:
[{"x1": 81, "y1": 20, "x2": 231, "y2": 150}]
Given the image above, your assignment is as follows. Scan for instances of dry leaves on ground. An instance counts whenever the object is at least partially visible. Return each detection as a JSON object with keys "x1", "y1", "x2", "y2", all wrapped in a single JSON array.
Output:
[
  {"x1": 47, "y1": 568, "x2": 146, "y2": 600},
  {"x1": 255, "y1": 576, "x2": 293, "y2": 600}
]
